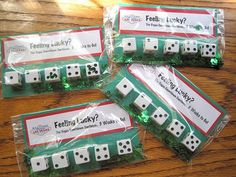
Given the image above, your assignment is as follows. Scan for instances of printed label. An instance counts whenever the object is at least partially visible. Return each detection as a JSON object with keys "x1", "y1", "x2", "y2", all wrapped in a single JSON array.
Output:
[
  {"x1": 24, "y1": 102, "x2": 132, "y2": 147},
  {"x1": 128, "y1": 64, "x2": 223, "y2": 135},
  {"x1": 3, "y1": 28, "x2": 103, "y2": 66},
  {"x1": 119, "y1": 7, "x2": 215, "y2": 37}
]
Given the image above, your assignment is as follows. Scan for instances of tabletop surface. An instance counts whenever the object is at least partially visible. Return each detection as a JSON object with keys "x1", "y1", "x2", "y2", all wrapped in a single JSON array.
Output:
[{"x1": 0, "y1": 0, "x2": 235, "y2": 177}]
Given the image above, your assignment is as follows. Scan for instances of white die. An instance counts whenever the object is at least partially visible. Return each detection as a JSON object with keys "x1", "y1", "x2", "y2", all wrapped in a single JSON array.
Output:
[
  {"x1": 52, "y1": 151, "x2": 69, "y2": 169},
  {"x1": 25, "y1": 69, "x2": 41, "y2": 84},
  {"x1": 117, "y1": 139, "x2": 133, "y2": 155},
  {"x1": 122, "y1": 38, "x2": 137, "y2": 53},
  {"x1": 143, "y1": 37, "x2": 158, "y2": 53},
  {"x1": 167, "y1": 119, "x2": 186, "y2": 138},
  {"x1": 30, "y1": 156, "x2": 49, "y2": 172},
  {"x1": 164, "y1": 39, "x2": 180, "y2": 54},
  {"x1": 44, "y1": 67, "x2": 60, "y2": 82},
  {"x1": 116, "y1": 78, "x2": 134, "y2": 97},
  {"x1": 181, "y1": 40, "x2": 198, "y2": 54},
  {"x1": 73, "y1": 147, "x2": 90, "y2": 165},
  {"x1": 182, "y1": 133, "x2": 201, "y2": 152},
  {"x1": 151, "y1": 107, "x2": 169, "y2": 125},
  {"x1": 66, "y1": 64, "x2": 81, "y2": 79},
  {"x1": 94, "y1": 144, "x2": 110, "y2": 161},
  {"x1": 4, "y1": 71, "x2": 22, "y2": 85},
  {"x1": 85, "y1": 62, "x2": 100, "y2": 78},
  {"x1": 200, "y1": 43, "x2": 217, "y2": 57},
  {"x1": 134, "y1": 92, "x2": 152, "y2": 111}
]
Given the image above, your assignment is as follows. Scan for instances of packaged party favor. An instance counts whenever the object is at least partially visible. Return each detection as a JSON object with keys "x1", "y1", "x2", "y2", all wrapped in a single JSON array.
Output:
[
  {"x1": 100, "y1": 64, "x2": 229, "y2": 161},
  {"x1": 1, "y1": 27, "x2": 108, "y2": 98},
  {"x1": 12, "y1": 99, "x2": 145, "y2": 177},
  {"x1": 104, "y1": 4, "x2": 225, "y2": 68}
]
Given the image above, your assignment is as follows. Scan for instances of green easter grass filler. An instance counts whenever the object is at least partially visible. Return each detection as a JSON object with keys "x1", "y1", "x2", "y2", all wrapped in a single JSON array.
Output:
[
  {"x1": 100, "y1": 64, "x2": 229, "y2": 161},
  {"x1": 1, "y1": 27, "x2": 108, "y2": 98},
  {"x1": 104, "y1": 4, "x2": 225, "y2": 68},
  {"x1": 12, "y1": 99, "x2": 145, "y2": 177}
]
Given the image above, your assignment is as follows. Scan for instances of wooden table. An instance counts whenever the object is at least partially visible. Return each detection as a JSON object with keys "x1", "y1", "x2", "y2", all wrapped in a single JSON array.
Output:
[{"x1": 0, "y1": 0, "x2": 235, "y2": 176}]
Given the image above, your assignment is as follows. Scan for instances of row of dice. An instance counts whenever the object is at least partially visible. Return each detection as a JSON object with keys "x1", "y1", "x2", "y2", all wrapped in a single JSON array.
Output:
[
  {"x1": 116, "y1": 78, "x2": 201, "y2": 152},
  {"x1": 31, "y1": 139, "x2": 133, "y2": 172},
  {"x1": 4, "y1": 62, "x2": 100, "y2": 86},
  {"x1": 122, "y1": 38, "x2": 217, "y2": 57}
]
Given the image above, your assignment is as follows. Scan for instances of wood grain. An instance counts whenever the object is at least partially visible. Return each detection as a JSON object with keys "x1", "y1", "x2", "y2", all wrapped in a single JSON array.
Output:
[{"x1": 0, "y1": 0, "x2": 236, "y2": 177}]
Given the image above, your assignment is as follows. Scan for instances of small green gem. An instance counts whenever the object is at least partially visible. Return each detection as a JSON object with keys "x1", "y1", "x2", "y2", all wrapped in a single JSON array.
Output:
[
  {"x1": 210, "y1": 58, "x2": 219, "y2": 66},
  {"x1": 138, "y1": 111, "x2": 150, "y2": 123}
]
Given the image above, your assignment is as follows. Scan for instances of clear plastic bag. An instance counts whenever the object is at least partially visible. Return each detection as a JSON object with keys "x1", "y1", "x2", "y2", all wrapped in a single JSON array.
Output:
[
  {"x1": 104, "y1": 4, "x2": 225, "y2": 68},
  {"x1": 99, "y1": 64, "x2": 229, "y2": 161},
  {"x1": 12, "y1": 99, "x2": 145, "y2": 177},
  {"x1": 1, "y1": 26, "x2": 109, "y2": 98}
]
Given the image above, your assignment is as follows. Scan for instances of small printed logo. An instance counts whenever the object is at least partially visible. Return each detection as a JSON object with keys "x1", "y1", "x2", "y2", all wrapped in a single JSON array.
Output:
[
  {"x1": 30, "y1": 125, "x2": 52, "y2": 136},
  {"x1": 122, "y1": 15, "x2": 142, "y2": 24},
  {"x1": 194, "y1": 24, "x2": 204, "y2": 31},
  {"x1": 7, "y1": 45, "x2": 27, "y2": 55}
]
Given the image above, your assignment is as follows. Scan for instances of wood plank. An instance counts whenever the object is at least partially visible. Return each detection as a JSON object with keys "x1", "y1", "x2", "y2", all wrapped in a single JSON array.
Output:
[{"x1": 0, "y1": 0, "x2": 235, "y2": 177}]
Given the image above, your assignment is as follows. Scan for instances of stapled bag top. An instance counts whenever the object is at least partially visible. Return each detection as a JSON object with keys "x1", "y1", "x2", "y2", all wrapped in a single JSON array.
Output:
[
  {"x1": 23, "y1": 101, "x2": 133, "y2": 148},
  {"x1": 119, "y1": 7, "x2": 216, "y2": 38},
  {"x1": 2, "y1": 28, "x2": 104, "y2": 66}
]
